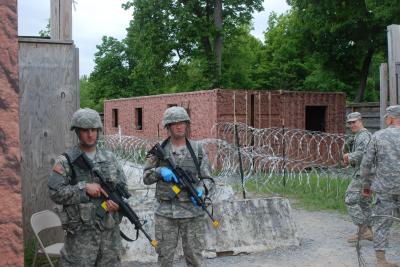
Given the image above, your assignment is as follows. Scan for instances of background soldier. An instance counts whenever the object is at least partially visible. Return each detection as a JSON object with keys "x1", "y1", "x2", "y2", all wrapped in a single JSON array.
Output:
[
  {"x1": 143, "y1": 106, "x2": 214, "y2": 267},
  {"x1": 360, "y1": 105, "x2": 400, "y2": 267},
  {"x1": 48, "y1": 108, "x2": 127, "y2": 266},
  {"x1": 343, "y1": 112, "x2": 373, "y2": 243}
]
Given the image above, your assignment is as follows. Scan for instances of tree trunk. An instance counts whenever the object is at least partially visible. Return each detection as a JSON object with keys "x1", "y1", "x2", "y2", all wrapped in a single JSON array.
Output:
[
  {"x1": 213, "y1": 0, "x2": 223, "y2": 86},
  {"x1": 355, "y1": 47, "x2": 374, "y2": 102},
  {"x1": 192, "y1": 0, "x2": 214, "y2": 86}
]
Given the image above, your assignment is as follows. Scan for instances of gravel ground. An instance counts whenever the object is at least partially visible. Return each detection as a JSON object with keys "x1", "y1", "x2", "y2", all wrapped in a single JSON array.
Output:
[{"x1": 123, "y1": 204, "x2": 400, "y2": 267}]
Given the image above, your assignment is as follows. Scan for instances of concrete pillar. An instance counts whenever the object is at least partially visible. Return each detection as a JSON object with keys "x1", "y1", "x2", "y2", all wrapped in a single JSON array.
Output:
[{"x1": 0, "y1": 0, "x2": 23, "y2": 266}]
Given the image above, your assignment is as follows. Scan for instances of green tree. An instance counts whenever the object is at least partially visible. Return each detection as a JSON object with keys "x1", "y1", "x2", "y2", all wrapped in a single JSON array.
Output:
[
  {"x1": 122, "y1": 0, "x2": 264, "y2": 88},
  {"x1": 288, "y1": 0, "x2": 400, "y2": 101},
  {"x1": 254, "y1": 11, "x2": 313, "y2": 90},
  {"x1": 38, "y1": 20, "x2": 50, "y2": 38},
  {"x1": 80, "y1": 75, "x2": 95, "y2": 109},
  {"x1": 221, "y1": 25, "x2": 263, "y2": 89},
  {"x1": 88, "y1": 36, "x2": 131, "y2": 111}
]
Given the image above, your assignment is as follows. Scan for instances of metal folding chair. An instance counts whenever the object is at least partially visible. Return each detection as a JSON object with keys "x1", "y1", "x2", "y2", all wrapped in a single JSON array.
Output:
[{"x1": 30, "y1": 210, "x2": 64, "y2": 267}]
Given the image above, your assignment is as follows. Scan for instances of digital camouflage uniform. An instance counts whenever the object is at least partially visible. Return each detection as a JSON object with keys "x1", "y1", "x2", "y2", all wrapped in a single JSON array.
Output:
[
  {"x1": 48, "y1": 108, "x2": 127, "y2": 267},
  {"x1": 344, "y1": 128, "x2": 373, "y2": 226},
  {"x1": 360, "y1": 125, "x2": 400, "y2": 251},
  {"x1": 143, "y1": 107, "x2": 213, "y2": 267}
]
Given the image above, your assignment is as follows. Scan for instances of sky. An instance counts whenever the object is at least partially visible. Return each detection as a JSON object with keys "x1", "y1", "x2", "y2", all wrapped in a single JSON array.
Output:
[{"x1": 18, "y1": 0, "x2": 290, "y2": 77}]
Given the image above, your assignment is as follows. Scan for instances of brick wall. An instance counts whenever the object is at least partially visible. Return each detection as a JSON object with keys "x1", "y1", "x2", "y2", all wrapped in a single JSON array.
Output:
[
  {"x1": 104, "y1": 90, "x2": 218, "y2": 140},
  {"x1": 104, "y1": 89, "x2": 346, "y2": 140},
  {"x1": 215, "y1": 90, "x2": 345, "y2": 133},
  {"x1": 0, "y1": 1, "x2": 23, "y2": 266}
]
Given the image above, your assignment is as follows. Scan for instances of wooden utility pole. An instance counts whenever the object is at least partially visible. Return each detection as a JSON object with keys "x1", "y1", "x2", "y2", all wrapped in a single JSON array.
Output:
[
  {"x1": 50, "y1": 0, "x2": 72, "y2": 40},
  {"x1": 387, "y1": 25, "x2": 400, "y2": 105},
  {"x1": 380, "y1": 63, "x2": 388, "y2": 129},
  {"x1": 19, "y1": 0, "x2": 79, "y2": 244}
]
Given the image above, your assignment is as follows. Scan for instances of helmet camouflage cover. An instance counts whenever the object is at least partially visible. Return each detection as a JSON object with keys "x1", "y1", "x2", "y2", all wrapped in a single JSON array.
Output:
[
  {"x1": 70, "y1": 108, "x2": 103, "y2": 131},
  {"x1": 162, "y1": 106, "x2": 190, "y2": 128}
]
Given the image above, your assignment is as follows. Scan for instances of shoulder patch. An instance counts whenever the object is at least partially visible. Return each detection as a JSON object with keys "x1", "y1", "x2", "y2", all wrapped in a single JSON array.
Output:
[{"x1": 52, "y1": 163, "x2": 66, "y2": 175}]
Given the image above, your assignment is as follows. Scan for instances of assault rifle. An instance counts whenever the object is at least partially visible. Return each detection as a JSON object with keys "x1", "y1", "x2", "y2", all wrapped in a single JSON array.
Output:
[
  {"x1": 148, "y1": 143, "x2": 220, "y2": 228},
  {"x1": 76, "y1": 153, "x2": 158, "y2": 248}
]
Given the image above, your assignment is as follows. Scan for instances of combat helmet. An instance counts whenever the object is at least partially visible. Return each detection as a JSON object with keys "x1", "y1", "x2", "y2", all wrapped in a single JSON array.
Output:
[
  {"x1": 162, "y1": 106, "x2": 190, "y2": 128},
  {"x1": 70, "y1": 108, "x2": 103, "y2": 131}
]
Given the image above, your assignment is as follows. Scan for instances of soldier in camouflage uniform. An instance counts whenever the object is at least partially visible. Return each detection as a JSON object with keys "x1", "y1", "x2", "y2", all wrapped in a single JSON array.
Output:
[
  {"x1": 143, "y1": 106, "x2": 214, "y2": 267},
  {"x1": 360, "y1": 105, "x2": 400, "y2": 267},
  {"x1": 48, "y1": 108, "x2": 127, "y2": 267},
  {"x1": 343, "y1": 112, "x2": 373, "y2": 243}
]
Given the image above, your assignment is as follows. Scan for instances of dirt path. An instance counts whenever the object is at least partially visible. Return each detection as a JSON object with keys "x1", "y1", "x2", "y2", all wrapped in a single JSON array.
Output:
[{"x1": 123, "y1": 205, "x2": 400, "y2": 267}]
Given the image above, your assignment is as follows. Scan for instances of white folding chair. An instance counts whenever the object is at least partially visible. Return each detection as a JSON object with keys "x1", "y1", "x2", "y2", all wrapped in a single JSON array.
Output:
[{"x1": 30, "y1": 210, "x2": 64, "y2": 267}]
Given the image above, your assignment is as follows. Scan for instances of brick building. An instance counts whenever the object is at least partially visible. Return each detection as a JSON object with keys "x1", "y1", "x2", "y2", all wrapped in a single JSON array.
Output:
[{"x1": 104, "y1": 89, "x2": 346, "y2": 139}]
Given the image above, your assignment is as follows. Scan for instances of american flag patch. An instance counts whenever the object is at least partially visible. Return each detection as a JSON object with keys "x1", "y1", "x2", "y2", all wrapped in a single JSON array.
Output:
[{"x1": 52, "y1": 163, "x2": 65, "y2": 175}]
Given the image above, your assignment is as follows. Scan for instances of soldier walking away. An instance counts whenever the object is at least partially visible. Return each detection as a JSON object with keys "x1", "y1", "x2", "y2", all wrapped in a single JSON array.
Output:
[
  {"x1": 48, "y1": 108, "x2": 127, "y2": 267},
  {"x1": 360, "y1": 105, "x2": 400, "y2": 267},
  {"x1": 143, "y1": 106, "x2": 214, "y2": 267},
  {"x1": 343, "y1": 112, "x2": 373, "y2": 243}
]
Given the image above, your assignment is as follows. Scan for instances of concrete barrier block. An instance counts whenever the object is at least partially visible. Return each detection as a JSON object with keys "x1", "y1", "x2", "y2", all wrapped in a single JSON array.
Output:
[
  {"x1": 120, "y1": 196, "x2": 299, "y2": 262},
  {"x1": 204, "y1": 197, "x2": 299, "y2": 257}
]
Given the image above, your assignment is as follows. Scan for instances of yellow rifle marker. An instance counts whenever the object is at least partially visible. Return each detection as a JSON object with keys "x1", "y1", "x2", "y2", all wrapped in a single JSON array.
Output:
[
  {"x1": 151, "y1": 239, "x2": 158, "y2": 248},
  {"x1": 101, "y1": 201, "x2": 108, "y2": 211},
  {"x1": 172, "y1": 184, "x2": 181, "y2": 195},
  {"x1": 212, "y1": 220, "x2": 220, "y2": 228}
]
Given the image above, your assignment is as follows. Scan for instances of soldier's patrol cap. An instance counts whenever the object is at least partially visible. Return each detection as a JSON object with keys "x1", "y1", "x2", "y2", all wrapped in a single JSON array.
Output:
[
  {"x1": 346, "y1": 112, "x2": 362, "y2": 122},
  {"x1": 384, "y1": 105, "x2": 400, "y2": 118}
]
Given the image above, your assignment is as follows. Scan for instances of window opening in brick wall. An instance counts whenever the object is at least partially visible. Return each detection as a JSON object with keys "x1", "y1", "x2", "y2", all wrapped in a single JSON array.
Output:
[
  {"x1": 305, "y1": 106, "x2": 326, "y2": 132},
  {"x1": 112, "y1": 109, "x2": 118, "y2": 128},
  {"x1": 135, "y1": 108, "x2": 143, "y2": 130},
  {"x1": 250, "y1": 94, "x2": 255, "y2": 127},
  {"x1": 167, "y1": 104, "x2": 177, "y2": 108}
]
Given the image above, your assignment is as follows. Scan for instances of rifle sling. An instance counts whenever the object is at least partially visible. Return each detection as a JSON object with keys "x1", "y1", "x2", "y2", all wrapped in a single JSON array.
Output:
[
  {"x1": 120, "y1": 229, "x2": 139, "y2": 242},
  {"x1": 62, "y1": 152, "x2": 77, "y2": 185}
]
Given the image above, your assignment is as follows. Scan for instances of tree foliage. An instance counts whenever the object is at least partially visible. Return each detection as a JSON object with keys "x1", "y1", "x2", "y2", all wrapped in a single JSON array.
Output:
[
  {"x1": 82, "y1": 0, "x2": 400, "y2": 111},
  {"x1": 288, "y1": 0, "x2": 400, "y2": 100}
]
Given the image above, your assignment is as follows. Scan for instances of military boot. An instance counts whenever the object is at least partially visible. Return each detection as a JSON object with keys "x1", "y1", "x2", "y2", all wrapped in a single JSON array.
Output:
[
  {"x1": 376, "y1": 250, "x2": 398, "y2": 267},
  {"x1": 347, "y1": 226, "x2": 373, "y2": 243}
]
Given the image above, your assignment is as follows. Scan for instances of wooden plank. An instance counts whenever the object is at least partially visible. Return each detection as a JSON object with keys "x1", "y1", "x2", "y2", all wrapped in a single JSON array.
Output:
[
  {"x1": 397, "y1": 63, "x2": 400, "y2": 104},
  {"x1": 50, "y1": 0, "x2": 60, "y2": 40},
  {"x1": 60, "y1": 0, "x2": 72, "y2": 40},
  {"x1": 380, "y1": 63, "x2": 388, "y2": 129},
  {"x1": 346, "y1": 102, "x2": 380, "y2": 108},
  {"x1": 75, "y1": 47, "x2": 80, "y2": 107},
  {"x1": 387, "y1": 25, "x2": 400, "y2": 105},
  {"x1": 18, "y1": 36, "x2": 73, "y2": 45},
  {"x1": 19, "y1": 41, "x2": 79, "y2": 242},
  {"x1": 50, "y1": 0, "x2": 72, "y2": 40}
]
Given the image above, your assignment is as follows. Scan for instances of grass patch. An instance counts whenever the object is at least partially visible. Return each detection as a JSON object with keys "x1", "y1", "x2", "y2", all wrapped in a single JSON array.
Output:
[
  {"x1": 24, "y1": 239, "x2": 37, "y2": 267},
  {"x1": 24, "y1": 239, "x2": 60, "y2": 267},
  {"x1": 234, "y1": 172, "x2": 350, "y2": 213}
]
